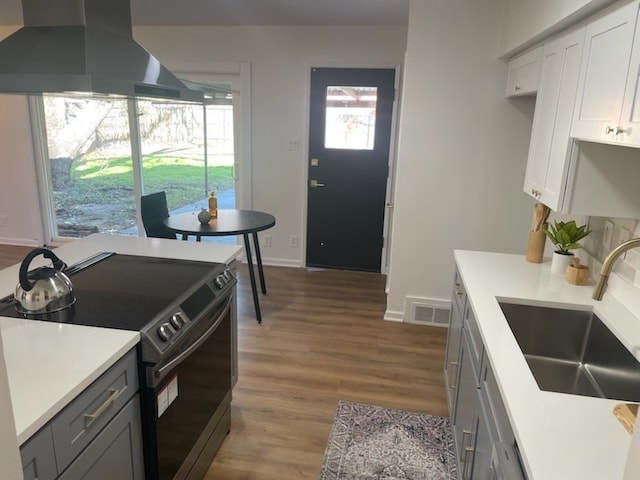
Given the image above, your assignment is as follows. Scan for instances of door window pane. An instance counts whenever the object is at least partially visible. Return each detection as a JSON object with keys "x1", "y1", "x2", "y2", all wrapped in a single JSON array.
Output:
[
  {"x1": 324, "y1": 86, "x2": 377, "y2": 150},
  {"x1": 43, "y1": 95, "x2": 136, "y2": 238}
]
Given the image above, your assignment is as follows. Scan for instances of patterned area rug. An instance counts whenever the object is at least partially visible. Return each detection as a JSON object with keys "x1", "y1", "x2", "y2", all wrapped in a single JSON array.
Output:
[{"x1": 319, "y1": 401, "x2": 457, "y2": 480}]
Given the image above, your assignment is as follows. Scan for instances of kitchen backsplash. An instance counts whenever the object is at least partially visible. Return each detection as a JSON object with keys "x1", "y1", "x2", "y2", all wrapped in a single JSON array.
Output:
[{"x1": 583, "y1": 216, "x2": 640, "y2": 288}]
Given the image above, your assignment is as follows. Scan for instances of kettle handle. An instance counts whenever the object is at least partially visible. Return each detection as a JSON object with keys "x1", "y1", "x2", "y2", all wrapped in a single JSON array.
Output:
[{"x1": 18, "y1": 248, "x2": 67, "y2": 292}]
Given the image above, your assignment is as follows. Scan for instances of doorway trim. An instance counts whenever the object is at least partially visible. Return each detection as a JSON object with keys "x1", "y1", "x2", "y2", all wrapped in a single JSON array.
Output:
[{"x1": 301, "y1": 62, "x2": 402, "y2": 274}]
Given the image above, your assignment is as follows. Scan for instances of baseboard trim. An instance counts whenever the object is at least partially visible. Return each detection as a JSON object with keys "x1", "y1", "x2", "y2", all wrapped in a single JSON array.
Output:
[
  {"x1": 383, "y1": 309, "x2": 404, "y2": 322},
  {"x1": 237, "y1": 256, "x2": 301, "y2": 268},
  {"x1": 0, "y1": 237, "x2": 40, "y2": 247}
]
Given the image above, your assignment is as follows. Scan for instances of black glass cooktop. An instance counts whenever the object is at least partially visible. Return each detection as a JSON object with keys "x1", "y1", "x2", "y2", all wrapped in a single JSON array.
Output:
[{"x1": 0, "y1": 253, "x2": 221, "y2": 331}]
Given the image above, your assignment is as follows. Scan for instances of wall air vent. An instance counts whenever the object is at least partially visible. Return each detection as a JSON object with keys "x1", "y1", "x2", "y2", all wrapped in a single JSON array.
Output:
[{"x1": 404, "y1": 297, "x2": 450, "y2": 327}]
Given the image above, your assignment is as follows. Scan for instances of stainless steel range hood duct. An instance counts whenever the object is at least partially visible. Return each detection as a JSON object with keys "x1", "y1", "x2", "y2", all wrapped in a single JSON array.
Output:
[{"x1": 0, "y1": 0, "x2": 203, "y2": 102}]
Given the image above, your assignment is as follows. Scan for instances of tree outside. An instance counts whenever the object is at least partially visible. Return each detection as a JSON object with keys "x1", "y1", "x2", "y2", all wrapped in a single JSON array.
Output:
[{"x1": 43, "y1": 95, "x2": 234, "y2": 237}]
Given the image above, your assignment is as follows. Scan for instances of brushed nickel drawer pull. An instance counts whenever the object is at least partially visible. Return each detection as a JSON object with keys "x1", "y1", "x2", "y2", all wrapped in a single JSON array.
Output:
[
  {"x1": 462, "y1": 446, "x2": 474, "y2": 479},
  {"x1": 449, "y1": 361, "x2": 459, "y2": 389},
  {"x1": 460, "y1": 428, "x2": 472, "y2": 480},
  {"x1": 84, "y1": 388, "x2": 120, "y2": 427}
]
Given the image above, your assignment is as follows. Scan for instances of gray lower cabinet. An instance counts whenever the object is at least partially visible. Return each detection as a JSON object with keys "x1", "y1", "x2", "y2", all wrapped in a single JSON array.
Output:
[
  {"x1": 444, "y1": 268, "x2": 465, "y2": 414},
  {"x1": 470, "y1": 398, "x2": 494, "y2": 480},
  {"x1": 20, "y1": 348, "x2": 144, "y2": 480},
  {"x1": 446, "y1": 269, "x2": 522, "y2": 480},
  {"x1": 21, "y1": 425, "x2": 57, "y2": 480},
  {"x1": 58, "y1": 394, "x2": 143, "y2": 480},
  {"x1": 453, "y1": 332, "x2": 480, "y2": 479}
]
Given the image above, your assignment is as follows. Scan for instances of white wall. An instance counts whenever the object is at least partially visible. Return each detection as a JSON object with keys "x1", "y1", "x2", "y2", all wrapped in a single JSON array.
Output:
[
  {"x1": 134, "y1": 25, "x2": 408, "y2": 266},
  {"x1": 0, "y1": 26, "x2": 42, "y2": 247},
  {"x1": 0, "y1": 94, "x2": 43, "y2": 247},
  {"x1": 500, "y1": 0, "x2": 616, "y2": 56},
  {"x1": 384, "y1": 0, "x2": 535, "y2": 319}
]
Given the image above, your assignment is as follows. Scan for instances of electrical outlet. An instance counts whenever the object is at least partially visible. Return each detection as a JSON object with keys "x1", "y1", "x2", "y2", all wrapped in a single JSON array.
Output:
[
  {"x1": 263, "y1": 234, "x2": 272, "y2": 247},
  {"x1": 603, "y1": 221, "x2": 614, "y2": 248},
  {"x1": 289, "y1": 235, "x2": 298, "y2": 248}
]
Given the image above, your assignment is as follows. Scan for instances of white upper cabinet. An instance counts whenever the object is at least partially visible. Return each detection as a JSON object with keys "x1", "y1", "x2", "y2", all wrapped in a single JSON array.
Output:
[
  {"x1": 505, "y1": 46, "x2": 542, "y2": 97},
  {"x1": 620, "y1": 9, "x2": 640, "y2": 145},
  {"x1": 572, "y1": 0, "x2": 640, "y2": 146},
  {"x1": 524, "y1": 27, "x2": 586, "y2": 210}
]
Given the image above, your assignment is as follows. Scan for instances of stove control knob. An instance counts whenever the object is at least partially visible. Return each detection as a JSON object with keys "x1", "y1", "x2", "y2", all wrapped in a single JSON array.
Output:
[
  {"x1": 170, "y1": 313, "x2": 185, "y2": 330},
  {"x1": 158, "y1": 323, "x2": 174, "y2": 342},
  {"x1": 215, "y1": 275, "x2": 226, "y2": 289}
]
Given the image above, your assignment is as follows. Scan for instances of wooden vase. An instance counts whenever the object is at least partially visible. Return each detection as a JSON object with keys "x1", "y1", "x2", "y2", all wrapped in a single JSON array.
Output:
[
  {"x1": 565, "y1": 258, "x2": 590, "y2": 285},
  {"x1": 526, "y1": 229, "x2": 546, "y2": 263}
]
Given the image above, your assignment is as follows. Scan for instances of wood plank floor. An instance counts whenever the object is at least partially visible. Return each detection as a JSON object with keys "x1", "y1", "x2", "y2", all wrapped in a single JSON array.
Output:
[
  {"x1": 214, "y1": 265, "x2": 449, "y2": 479},
  {"x1": 0, "y1": 245, "x2": 449, "y2": 479},
  {"x1": 0, "y1": 245, "x2": 33, "y2": 270}
]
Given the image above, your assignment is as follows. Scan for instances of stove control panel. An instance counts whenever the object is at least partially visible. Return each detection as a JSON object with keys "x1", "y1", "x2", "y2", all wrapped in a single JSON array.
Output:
[
  {"x1": 143, "y1": 264, "x2": 236, "y2": 360},
  {"x1": 214, "y1": 268, "x2": 234, "y2": 289}
]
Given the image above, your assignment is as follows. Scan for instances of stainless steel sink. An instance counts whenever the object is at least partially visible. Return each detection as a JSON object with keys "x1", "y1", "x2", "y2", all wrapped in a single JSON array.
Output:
[{"x1": 498, "y1": 301, "x2": 640, "y2": 402}]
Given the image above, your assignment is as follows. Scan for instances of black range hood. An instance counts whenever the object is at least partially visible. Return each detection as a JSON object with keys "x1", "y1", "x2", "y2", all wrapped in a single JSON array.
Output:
[{"x1": 0, "y1": 0, "x2": 203, "y2": 102}]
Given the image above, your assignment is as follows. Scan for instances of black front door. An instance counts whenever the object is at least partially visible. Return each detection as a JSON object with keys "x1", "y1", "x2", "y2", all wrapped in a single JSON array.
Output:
[{"x1": 306, "y1": 67, "x2": 395, "y2": 272}]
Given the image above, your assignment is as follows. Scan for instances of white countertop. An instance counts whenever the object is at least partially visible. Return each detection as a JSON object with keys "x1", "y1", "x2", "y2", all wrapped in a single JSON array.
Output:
[
  {"x1": 455, "y1": 250, "x2": 640, "y2": 480},
  {"x1": 0, "y1": 233, "x2": 243, "y2": 445},
  {"x1": 0, "y1": 233, "x2": 243, "y2": 296},
  {"x1": 1, "y1": 319, "x2": 139, "y2": 445}
]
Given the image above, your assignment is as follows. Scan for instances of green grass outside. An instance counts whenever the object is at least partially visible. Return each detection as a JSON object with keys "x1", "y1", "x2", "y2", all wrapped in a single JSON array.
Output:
[{"x1": 54, "y1": 154, "x2": 234, "y2": 235}]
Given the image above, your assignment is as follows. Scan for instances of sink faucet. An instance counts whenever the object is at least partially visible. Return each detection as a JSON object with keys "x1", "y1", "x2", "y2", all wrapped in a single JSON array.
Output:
[{"x1": 593, "y1": 237, "x2": 640, "y2": 300}]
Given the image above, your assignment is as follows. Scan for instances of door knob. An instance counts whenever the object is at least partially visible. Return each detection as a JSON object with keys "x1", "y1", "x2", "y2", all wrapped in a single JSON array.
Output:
[{"x1": 310, "y1": 180, "x2": 325, "y2": 188}]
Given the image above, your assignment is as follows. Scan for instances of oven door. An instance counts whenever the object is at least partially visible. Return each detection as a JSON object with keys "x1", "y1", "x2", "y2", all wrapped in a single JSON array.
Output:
[{"x1": 142, "y1": 295, "x2": 232, "y2": 480}]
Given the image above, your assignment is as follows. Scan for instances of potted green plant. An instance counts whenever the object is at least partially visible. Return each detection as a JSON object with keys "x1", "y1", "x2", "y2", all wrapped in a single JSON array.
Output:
[{"x1": 543, "y1": 220, "x2": 591, "y2": 273}]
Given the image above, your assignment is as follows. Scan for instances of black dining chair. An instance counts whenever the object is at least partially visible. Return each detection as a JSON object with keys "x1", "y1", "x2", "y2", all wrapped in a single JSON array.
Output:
[{"x1": 140, "y1": 191, "x2": 177, "y2": 239}]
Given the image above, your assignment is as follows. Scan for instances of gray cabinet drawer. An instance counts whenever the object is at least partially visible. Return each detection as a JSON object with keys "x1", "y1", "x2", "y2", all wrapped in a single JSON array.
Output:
[
  {"x1": 51, "y1": 348, "x2": 138, "y2": 473},
  {"x1": 463, "y1": 327, "x2": 481, "y2": 389},
  {"x1": 20, "y1": 425, "x2": 57, "y2": 480},
  {"x1": 453, "y1": 268, "x2": 466, "y2": 315},
  {"x1": 463, "y1": 303, "x2": 483, "y2": 377},
  {"x1": 480, "y1": 352, "x2": 515, "y2": 445},
  {"x1": 58, "y1": 394, "x2": 144, "y2": 480}
]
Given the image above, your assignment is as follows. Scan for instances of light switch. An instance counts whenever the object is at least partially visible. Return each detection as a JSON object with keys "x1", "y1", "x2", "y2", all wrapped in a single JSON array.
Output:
[
  {"x1": 288, "y1": 139, "x2": 300, "y2": 151},
  {"x1": 311, "y1": 158, "x2": 319, "y2": 167}
]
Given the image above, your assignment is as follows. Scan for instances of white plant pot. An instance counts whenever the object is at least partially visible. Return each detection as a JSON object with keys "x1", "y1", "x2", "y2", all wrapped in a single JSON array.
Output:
[{"x1": 550, "y1": 251, "x2": 574, "y2": 274}]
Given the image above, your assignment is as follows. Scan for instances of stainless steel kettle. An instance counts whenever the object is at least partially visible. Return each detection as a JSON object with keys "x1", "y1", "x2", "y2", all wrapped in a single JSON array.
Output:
[{"x1": 15, "y1": 248, "x2": 76, "y2": 314}]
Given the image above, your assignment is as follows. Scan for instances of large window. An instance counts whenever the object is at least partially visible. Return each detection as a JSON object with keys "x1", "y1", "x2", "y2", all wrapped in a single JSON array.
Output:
[
  {"x1": 43, "y1": 95, "x2": 136, "y2": 237},
  {"x1": 39, "y1": 89, "x2": 235, "y2": 240}
]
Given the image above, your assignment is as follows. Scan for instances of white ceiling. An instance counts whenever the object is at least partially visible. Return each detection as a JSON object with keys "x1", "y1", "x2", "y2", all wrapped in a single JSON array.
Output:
[{"x1": 0, "y1": 0, "x2": 410, "y2": 26}]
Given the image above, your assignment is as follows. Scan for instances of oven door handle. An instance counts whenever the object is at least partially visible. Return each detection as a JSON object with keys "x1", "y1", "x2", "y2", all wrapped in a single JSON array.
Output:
[{"x1": 155, "y1": 295, "x2": 232, "y2": 380}]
